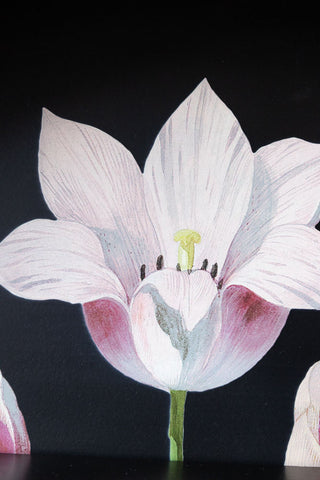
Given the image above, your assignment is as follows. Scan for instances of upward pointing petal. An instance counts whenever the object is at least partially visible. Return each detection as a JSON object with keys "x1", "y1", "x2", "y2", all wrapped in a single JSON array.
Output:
[
  {"x1": 39, "y1": 108, "x2": 144, "y2": 231},
  {"x1": 39, "y1": 109, "x2": 160, "y2": 296},
  {"x1": 223, "y1": 137, "x2": 320, "y2": 280},
  {"x1": 144, "y1": 79, "x2": 254, "y2": 270}
]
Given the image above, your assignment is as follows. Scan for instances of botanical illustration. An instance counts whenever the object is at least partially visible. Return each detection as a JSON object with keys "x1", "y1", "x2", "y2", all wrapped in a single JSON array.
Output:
[{"x1": 1, "y1": 79, "x2": 320, "y2": 461}]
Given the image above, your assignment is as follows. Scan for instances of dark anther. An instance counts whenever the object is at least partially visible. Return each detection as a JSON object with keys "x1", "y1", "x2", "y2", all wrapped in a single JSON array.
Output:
[
  {"x1": 187, "y1": 269, "x2": 192, "y2": 275},
  {"x1": 201, "y1": 259, "x2": 208, "y2": 270},
  {"x1": 210, "y1": 263, "x2": 218, "y2": 279},
  {"x1": 176, "y1": 263, "x2": 181, "y2": 271},
  {"x1": 140, "y1": 264, "x2": 146, "y2": 281},
  {"x1": 156, "y1": 255, "x2": 164, "y2": 270},
  {"x1": 217, "y1": 279, "x2": 224, "y2": 290}
]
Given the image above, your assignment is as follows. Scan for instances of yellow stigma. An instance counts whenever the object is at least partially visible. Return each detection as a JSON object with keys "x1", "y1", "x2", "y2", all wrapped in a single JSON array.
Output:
[{"x1": 174, "y1": 229, "x2": 201, "y2": 271}]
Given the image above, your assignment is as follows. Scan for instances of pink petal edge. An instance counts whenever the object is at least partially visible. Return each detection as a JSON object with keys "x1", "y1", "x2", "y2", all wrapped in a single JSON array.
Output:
[
  {"x1": 83, "y1": 298, "x2": 168, "y2": 391},
  {"x1": 0, "y1": 373, "x2": 30, "y2": 454}
]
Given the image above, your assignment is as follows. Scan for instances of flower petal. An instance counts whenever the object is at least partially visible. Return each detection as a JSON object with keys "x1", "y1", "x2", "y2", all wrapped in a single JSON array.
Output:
[
  {"x1": 129, "y1": 269, "x2": 218, "y2": 389},
  {"x1": 190, "y1": 285, "x2": 289, "y2": 391},
  {"x1": 0, "y1": 219, "x2": 127, "y2": 304},
  {"x1": 135, "y1": 269, "x2": 217, "y2": 331},
  {"x1": 228, "y1": 225, "x2": 320, "y2": 309},
  {"x1": 256, "y1": 138, "x2": 320, "y2": 227},
  {"x1": 0, "y1": 372, "x2": 30, "y2": 454},
  {"x1": 39, "y1": 109, "x2": 160, "y2": 297},
  {"x1": 285, "y1": 362, "x2": 320, "y2": 466},
  {"x1": 144, "y1": 78, "x2": 254, "y2": 271},
  {"x1": 130, "y1": 280, "x2": 183, "y2": 389},
  {"x1": 223, "y1": 138, "x2": 320, "y2": 280},
  {"x1": 83, "y1": 298, "x2": 167, "y2": 391}
]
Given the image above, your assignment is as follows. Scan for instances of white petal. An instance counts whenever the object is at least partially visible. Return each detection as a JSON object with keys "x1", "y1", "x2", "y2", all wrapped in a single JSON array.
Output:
[
  {"x1": 0, "y1": 219, "x2": 127, "y2": 304},
  {"x1": 130, "y1": 281, "x2": 183, "y2": 389},
  {"x1": 39, "y1": 109, "x2": 160, "y2": 297},
  {"x1": 285, "y1": 413, "x2": 320, "y2": 466},
  {"x1": 129, "y1": 269, "x2": 218, "y2": 389},
  {"x1": 285, "y1": 362, "x2": 320, "y2": 467},
  {"x1": 223, "y1": 138, "x2": 320, "y2": 281},
  {"x1": 293, "y1": 363, "x2": 314, "y2": 422},
  {"x1": 135, "y1": 269, "x2": 217, "y2": 331},
  {"x1": 144, "y1": 79, "x2": 254, "y2": 271},
  {"x1": 256, "y1": 138, "x2": 320, "y2": 226},
  {"x1": 229, "y1": 225, "x2": 320, "y2": 309}
]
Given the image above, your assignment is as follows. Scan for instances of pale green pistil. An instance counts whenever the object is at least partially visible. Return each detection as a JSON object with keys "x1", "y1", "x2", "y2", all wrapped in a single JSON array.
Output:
[{"x1": 174, "y1": 229, "x2": 201, "y2": 271}]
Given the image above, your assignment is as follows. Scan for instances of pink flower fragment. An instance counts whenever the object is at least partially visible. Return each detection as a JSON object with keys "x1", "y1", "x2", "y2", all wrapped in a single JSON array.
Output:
[
  {"x1": 0, "y1": 371, "x2": 30, "y2": 454},
  {"x1": 1, "y1": 79, "x2": 320, "y2": 392},
  {"x1": 285, "y1": 362, "x2": 320, "y2": 467}
]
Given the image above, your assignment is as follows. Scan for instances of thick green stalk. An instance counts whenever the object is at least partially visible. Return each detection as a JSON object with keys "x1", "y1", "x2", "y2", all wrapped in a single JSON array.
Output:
[{"x1": 168, "y1": 390, "x2": 187, "y2": 461}]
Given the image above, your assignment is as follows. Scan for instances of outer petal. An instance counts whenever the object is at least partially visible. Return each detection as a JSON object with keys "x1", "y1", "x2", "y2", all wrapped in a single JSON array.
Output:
[
  {"x1": 0, "y1": 219, "x2": 127, "y2": 304},
  {"x1": 83, "y1": 298, "x2": 167, "y2": 391},
  {"x1": 190, "y1": 285, "x2": 289, "y2": 391},
  {"x1": 228, "y1": 225, "x2": 320, "y2": 309},
  {"x1": 39, "y1": 109, "x2": 160, "y2": 297},
  {"x1": 0, "y1": 372, "x2": 30, "y2": 454},
  {"x1": 285, "y1": 414, "x2": 320, "y2": 467},
  {"x1": 285, "y1": 362, "x2": 320, "y2": 466},
  {"x1": 144, "y1": 79, "x2": 254, "y2": 272},
  {"x1": 130, "y1": 269, "x2": 218, "y2": 389},
  {"x1": 223, "y1": 138, "x2": 320, "y2": 280}
]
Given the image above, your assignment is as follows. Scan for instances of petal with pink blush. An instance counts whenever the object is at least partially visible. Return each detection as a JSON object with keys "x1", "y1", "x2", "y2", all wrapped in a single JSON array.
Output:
[
  {"x1": 83, "y1": 298, "x2": 167, "y2": 391},
  {"x1": 0, "y1": 219, "x2": 127, "y2": 304},
  {"x1": 191, "y1": 285, "x2": 289, "y2": 391},
  {"x1": 144, "y1": 79, "x2": 254, "y2": 271},
  {"x1": 228, "y1": 225, "x2": 320, "y2": 309},
  {"x1": 0, "y1": 372, "x2": 30, "y2": 454},
  {"x1": 39, "y1": 109, "x2": 160, "y2": 297}
]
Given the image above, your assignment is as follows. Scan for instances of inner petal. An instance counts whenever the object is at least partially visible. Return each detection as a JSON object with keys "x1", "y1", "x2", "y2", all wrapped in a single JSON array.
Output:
[
  {"x1": 130, "y1": 269, "x2": 218, "y2": 389},
  {"x1": 144, "y1": 79, "x2": 254, "y2": 272},
  {"x1": 137, "y1": 269, "x2": 217, "y2": 331}
]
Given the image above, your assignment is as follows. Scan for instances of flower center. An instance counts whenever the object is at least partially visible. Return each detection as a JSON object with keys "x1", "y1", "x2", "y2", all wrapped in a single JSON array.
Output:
[{"x1": 174, "y1": 229, "x2": 201, "y2": 271}]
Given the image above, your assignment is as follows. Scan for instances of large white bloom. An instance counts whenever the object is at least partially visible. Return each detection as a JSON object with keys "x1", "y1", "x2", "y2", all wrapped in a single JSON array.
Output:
[{"x1": 1, "y1": 79, "x2": 320, "y2": 391}]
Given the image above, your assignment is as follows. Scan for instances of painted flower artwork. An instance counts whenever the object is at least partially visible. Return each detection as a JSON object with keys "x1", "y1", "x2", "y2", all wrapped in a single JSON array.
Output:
[{"x1": 1, "y1": 79, "x2": 320, "y2": 461}]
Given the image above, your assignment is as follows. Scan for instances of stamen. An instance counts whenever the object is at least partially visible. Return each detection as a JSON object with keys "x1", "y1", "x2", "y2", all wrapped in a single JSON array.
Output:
[
  {"x1": 210, "y1": 263, "x2": 218, "y2": 279},
  {"x1": 140, "y1": 264, "x2": 146, "y2": 281},
  {"x1": 156, "y1": 255, "x2": 164, "y2": 270},
  {"x1": 217, "y1": 278, "x2": 223, "y2": 290},
  {"x1": 174, "y1": 229, "x2": 201, "y2": 271},
  {"x1": 201, "y1": 259, "x2": 208, "y2": 270},
  {"x1": 176, "y1": 263, "x2": 181, "y2": 271}
]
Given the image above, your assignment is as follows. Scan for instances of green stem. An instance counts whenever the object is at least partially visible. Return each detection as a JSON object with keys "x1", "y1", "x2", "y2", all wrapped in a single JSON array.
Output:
[{"x1": 168, "y1": 390, "x2": 187, "y2": 462}]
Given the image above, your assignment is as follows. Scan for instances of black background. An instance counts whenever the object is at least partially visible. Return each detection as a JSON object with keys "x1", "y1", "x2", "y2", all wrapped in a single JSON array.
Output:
[{"x1": 1, "y1": 2, "x2": 320, "y2": 466}]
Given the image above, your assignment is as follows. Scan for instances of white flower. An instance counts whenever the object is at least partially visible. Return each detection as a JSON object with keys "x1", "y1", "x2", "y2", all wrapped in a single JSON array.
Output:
[{"x1": 1, "y1": 79, "x2": 320, "y2": 392}]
